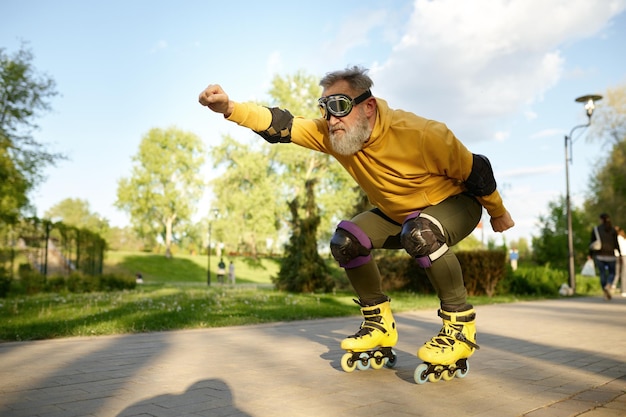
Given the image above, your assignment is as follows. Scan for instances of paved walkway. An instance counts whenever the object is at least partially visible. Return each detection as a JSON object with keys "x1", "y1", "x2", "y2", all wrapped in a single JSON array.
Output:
[{"x1": 1, "y1": 296, "x2": 625, "y2": 417}]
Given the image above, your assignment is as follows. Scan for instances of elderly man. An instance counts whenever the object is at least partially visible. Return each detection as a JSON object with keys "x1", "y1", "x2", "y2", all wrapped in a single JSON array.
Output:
[{"x1": 199, "y1": 66, "x2": 514, "y2": 383}]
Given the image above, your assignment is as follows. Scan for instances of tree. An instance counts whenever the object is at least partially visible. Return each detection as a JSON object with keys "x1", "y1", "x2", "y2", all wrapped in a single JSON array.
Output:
[
  {"x1": 588, "y1": 84, "x2": 626, "y2": 148},
  {"x1": 273, "y1": 179, "x2": 333, "y2": 292},
  {"x1": 210, "y1": 135, "x2": 279, "y2": 256},
  {"x1": 116, "y1": 127, "x2": 205, "y2": 258},
  {"x1": 44, "y1": 198, "x2": 109, "y2": 235},
  {"x1": 585, "y1": 140, "x2": 626, "y2": 227},
  {"x1": 0, "y1": 148, "x2": 28, "y2": 222},
  {"x1": 532, "y1": 197, "x2": 589, "y2": 270},
  {"x1": 584, "y1": 84, "x2": 626, "y2": 228},
  {"x1": 0, "y1": 43, "x2": 64, "y2": 221}
]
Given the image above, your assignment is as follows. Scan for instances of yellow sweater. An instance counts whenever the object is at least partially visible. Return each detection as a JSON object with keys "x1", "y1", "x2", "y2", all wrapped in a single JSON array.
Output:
[{"x1": 227, "y1": 98, "x2": 506, "y2": 224}]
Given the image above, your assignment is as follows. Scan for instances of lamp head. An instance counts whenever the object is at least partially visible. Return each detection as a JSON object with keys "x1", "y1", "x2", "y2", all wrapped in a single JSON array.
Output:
[{"x1": 575, "y1": 94, "x2": 602, "y2": 118}]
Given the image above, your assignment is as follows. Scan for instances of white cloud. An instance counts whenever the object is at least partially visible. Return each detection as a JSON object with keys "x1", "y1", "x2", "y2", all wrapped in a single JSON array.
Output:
[
  {"x1": 499, "y1": 164, "x2": 563, "y2": 178},
  {"x1": 371, "y1": 0, "x2": 626, "y2": 142},
  {"x1": 321, "y1": 8, "x2": 389, "y2": 62}
]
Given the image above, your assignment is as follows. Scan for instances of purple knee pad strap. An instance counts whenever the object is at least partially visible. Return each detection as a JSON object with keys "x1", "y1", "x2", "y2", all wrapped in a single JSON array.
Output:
[
  {"x1": 416, "y1": 256, "x2": 432, "y2": 268},
  {"x1": 337, "y1": 220, "x2": 372, "y2": 269}
]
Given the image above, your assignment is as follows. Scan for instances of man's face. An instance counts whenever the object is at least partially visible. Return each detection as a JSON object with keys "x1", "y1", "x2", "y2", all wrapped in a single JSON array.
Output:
[{"x1": 321, "y1": 81, "x2": 372, "y2": 156}]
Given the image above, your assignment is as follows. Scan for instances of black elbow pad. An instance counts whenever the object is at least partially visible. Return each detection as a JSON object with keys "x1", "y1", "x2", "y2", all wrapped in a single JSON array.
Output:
[
  {"x1": 255, "y1": 107, "x2": 293, "y2": 143},
  {"x1": 465, "y1": 154, "x2": 497, "y2": 196}
]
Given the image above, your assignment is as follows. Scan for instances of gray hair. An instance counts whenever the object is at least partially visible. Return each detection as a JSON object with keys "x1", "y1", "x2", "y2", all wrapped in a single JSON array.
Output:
[{"x1": 319, "y1": 65, "x2": 374, "y2": 92}]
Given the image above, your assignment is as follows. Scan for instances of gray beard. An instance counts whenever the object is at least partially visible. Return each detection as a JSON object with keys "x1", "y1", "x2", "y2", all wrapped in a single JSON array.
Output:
[{"x1": 329, "y1": 109, "x2": 371, "y2": 156}]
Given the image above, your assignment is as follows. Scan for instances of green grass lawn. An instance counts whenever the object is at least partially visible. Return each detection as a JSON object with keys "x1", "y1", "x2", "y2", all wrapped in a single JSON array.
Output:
[
  {"x1": 0, "y1": 284, "x2": 538, "y2": 342},
  {"x1": 0, "y1": 286, "x2": 358, "y2": 341},
  {"x1": 104, "y1": 250, "x2": 279, "y2": 285},
  {"x1": 0, "y1": 250, "x2": 594, "y2": 342}
]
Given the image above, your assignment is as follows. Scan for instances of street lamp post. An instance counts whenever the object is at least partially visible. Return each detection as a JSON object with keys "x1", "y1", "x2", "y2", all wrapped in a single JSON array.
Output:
[
  {"x1": 207, "y1": 221, "x2": 212, "y2": 286},
  {"x1": 207, "y1": 208, "x2": 219, "y2": 286},
  {"x1": 565, "y1": 94, "x2": 602, "y2": 294}
]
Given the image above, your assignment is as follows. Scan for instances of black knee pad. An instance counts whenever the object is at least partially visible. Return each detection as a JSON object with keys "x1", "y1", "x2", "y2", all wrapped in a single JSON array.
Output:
[
  {"x1": 401, "y1": 212, "x2": 449, "y2": 268},
  {"x1": 330, "y1": 221, "x2": 372, "y2": 269}
]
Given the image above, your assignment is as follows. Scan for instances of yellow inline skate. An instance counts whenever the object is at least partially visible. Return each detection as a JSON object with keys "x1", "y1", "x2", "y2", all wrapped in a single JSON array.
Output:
[
  {"x1": 340, "y1": 297, "x2": 398, "y2": 372},
  {"x1": 414, "y1": 306, "x2": 479, "y2": 383}
]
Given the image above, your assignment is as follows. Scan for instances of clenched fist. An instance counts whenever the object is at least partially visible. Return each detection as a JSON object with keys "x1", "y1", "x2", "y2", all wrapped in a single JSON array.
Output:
[
  {"x1": 490, "y1": 210, "x2": 515, "y2": 233},
  {"x1": 198, "y1": 84, "x2": 234, "y2": 117}
]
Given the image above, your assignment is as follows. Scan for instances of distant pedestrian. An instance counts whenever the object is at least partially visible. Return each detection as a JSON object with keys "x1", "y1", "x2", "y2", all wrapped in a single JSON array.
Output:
[
  {"x1": 217, "y1": 258, "x2": 226, "y2": 284},
  {"x1": 509, "y1": 248, "x2": 519, "y2": 271},
  {"x1": 229, "y1": 261, "x2": 235, "y2": 285},
  {"x1": 135, "y1": 273, "x2": 144, "y2": 284},
  {"x1": 589, "y1": 213, "x2": 622, "y2": 300},
  {"x1": 613, "y1": 226, "x2": 626, "y2": 297}
]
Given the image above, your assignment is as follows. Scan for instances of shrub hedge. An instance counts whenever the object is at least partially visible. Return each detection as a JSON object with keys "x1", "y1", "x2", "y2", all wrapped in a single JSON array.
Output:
[
  {"x1": 0, "y1": 263, "x2": 136, "y2": 297},
  {"x1": 376, "y1": 249, "x2": 508, "y2": 297},
  {"x1": 375, "y1": 249, "x2": 593, "y2": 298}
]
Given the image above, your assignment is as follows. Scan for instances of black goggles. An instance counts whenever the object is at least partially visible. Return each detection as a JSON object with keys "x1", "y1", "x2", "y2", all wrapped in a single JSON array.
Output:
[{"x1": 318, "y1": 89, "x2": 372, "y2": 120}]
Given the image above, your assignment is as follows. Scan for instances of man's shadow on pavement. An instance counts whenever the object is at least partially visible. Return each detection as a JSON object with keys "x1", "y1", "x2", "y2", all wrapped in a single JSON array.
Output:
[{"x1": 116, "y1": 378, "x2": 251, "y2": 417}]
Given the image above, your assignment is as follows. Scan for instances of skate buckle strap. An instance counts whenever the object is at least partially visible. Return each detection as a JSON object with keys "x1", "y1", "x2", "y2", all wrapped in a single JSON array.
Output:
[
  {"x1": 455, "y1": 332, "x2": 480, "y2": 350},
  {"x1": 438, "y1": 309, "x2": 476, "y2": 322},
  {"x1": 363, "y1": 320, "x2": 387, "y2": 334},
  {"x1": 363, "y1": 307, "x2": 381, "y2": 316},
  {"x1": 348, "y1": 318, "x2": 387, "y2": 338}
]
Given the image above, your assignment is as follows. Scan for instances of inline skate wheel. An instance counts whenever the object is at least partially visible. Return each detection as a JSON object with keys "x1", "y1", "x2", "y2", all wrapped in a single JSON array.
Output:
[
  {"x1": 442, "y1": 367, "x2": 455, "y2": 381},
  {"x1": 414, "y1": 363, "x2": 429, "y2": 384},
  {"x1": 370, "y1": 351, "x2": 385, "y2": 370},
  {"x1": 356, "y1": 352, "x2": 371, "y2": 370},
  {"x1": 341, "y1": 352, "x2": 357, "y2": 372},
  {"x1": 385, "y1": 349, "x2": 398, "y2": 368},
  {"x1": 456, "y1": 361, "x2": 469, "y2": 378},
  {"x1": 428, "y1": 366, "x2": 443, "y2": 383}
]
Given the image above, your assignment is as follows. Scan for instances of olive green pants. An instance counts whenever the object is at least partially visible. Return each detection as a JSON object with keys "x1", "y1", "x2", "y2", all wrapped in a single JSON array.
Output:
[{"x1": 344, "y1": 193, "x2": 482, "y2": 306}]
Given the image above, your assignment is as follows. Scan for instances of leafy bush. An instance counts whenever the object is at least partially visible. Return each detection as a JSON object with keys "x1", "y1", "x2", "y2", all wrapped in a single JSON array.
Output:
[
  {"x1": 100, "y1": 273, "x2": 136, "y2": 291},
  {"x1": 574, "y1": 274, "x2": 601, "y2": 294},
  {"x1": 375, "y1": 251, "x2": 434, "y2": 294},
  {"x1": 376, "y1": 250, "x2": 507, "y2": 297},
  {"x1": 6, "y1": 266, "x2": 136, "y2": 297},
  {"x1": 499, "y1": 264, "x2": 566, "y2": 296},
  {"x1": 45, "y1": 276, "x2": 66, "y2": 293},
  {"x1": 51, "y1": 272, "x2": 136, "y2": 293},
  {"x1": 66, "y1": 273, "x2": 101, "y2": 293},
  {"x1": 19, "y1": 263, "x2": 46, "y2": 295},
  {"x1": 64, "y1": 272, "x2": 136, "y2": 293},
  {"x1": 456, "y1": 250, "x2": 507, "y2": 297}
]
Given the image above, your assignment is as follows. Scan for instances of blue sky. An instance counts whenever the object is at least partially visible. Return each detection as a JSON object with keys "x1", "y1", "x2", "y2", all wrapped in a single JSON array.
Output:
[{"x1": 2, "y1": 0, "x2": 626, "y2": 245}]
